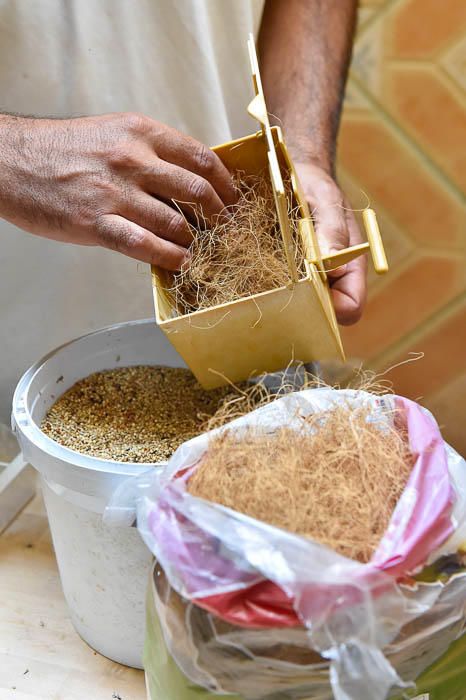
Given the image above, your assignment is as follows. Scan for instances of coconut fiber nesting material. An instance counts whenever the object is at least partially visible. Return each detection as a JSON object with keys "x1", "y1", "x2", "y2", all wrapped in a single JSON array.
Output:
[
  {"x1": 168, "y1": 172, "x2": 305, "y2": 314},
  {"x1": 188, "y1": 404, "x2": 413, "y2": 563}
]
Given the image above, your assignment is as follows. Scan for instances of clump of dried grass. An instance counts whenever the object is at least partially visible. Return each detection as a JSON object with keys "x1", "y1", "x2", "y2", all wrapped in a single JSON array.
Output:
[
  {"x1": 168, "y1": 173, "x2": 305, "y2": 314},
  {"x1": 189, "y1": 403, "x2": 413, "y2": 563}
]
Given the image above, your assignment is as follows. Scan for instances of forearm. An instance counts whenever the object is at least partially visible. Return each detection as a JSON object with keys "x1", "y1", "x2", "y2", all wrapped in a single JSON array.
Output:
[
  {"x1": 0, "y1": 114, "x2": 59, "y2": 232},
  {"x1": 0, "y1": 114, "x2": 27, "y2": 225},
  {"x1": 258, "y1": 0, "x2": 358, "y2": 175}
]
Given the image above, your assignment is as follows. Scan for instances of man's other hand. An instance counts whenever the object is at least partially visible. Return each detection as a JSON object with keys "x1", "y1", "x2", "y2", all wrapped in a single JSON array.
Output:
[{"x1": 294, "y1": 161, "x2": 367, "y2": 326}]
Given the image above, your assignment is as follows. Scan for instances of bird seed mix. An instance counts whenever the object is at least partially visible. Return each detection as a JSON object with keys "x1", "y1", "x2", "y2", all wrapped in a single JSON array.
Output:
[{"x1": 41, "y1": 365, "x2": 233, "y2": 463}]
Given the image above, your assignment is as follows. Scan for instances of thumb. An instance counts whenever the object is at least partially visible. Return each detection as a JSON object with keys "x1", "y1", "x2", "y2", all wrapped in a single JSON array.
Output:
[{"x1": 312, "y1": 198, "x2": 349, "y2": 279}]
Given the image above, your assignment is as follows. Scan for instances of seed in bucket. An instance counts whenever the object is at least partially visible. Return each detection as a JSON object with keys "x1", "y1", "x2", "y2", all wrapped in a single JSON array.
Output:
[{"x1": 41, "y1": 366, "x2": 234, "y2": 463}]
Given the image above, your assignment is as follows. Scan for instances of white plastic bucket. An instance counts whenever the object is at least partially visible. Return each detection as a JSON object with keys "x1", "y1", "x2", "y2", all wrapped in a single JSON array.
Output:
[{"x1": 12, "y1": 319, "x2": 186, "y2": 668}]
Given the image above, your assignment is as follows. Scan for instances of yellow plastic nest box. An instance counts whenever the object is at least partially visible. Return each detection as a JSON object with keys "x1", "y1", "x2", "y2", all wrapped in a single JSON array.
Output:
[{"x1": 151, "y1": 36, "x2": 388, "y2": 389}]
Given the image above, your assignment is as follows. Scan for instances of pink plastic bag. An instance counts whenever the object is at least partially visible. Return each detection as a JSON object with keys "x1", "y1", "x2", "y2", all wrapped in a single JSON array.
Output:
[{"x1": 126, "y1": 389, "x2": 465, "y2": 700}]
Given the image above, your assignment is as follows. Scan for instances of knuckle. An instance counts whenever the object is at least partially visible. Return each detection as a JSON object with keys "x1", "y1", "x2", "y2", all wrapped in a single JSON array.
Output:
[
  {"x1": 107, "y1": 143, "x2": 140, "y2": 170},
  {"x1": 121, "y1": 111, "x2": 149, "y2": 133},
  {"x1": 94, "y1": 177, "x2": 120, "y2": 201},
  {"x1": 96, "y1": 221, "x2": 115, "y2": 249},
  {"x1": 188, "y1": 176, "x2": 211, "y2": 203},
  {"x1": 74, "y1": 204, "x2": 97, "y2": 230},
  {"x1": 154, "y1": 246, "x2": 185, "y2": 271},
  {"x1": 317, "y1": 226, "x2": 347, "y2": 254},
  {"x1": 97, "y1": 219, "x2": 139, "y2": 253},
  {"x1": 119, "y1": 228, "x2": 142, "y2": 251},
  {"x1": 193, "y1": 143, "x2": 216, "y2": 175},
  {"x1": 340, "y1": 300, "x2": 364, "y2": 326},
  {"x1": 139, "y1": 158, "x2": 161, "y2": 181},
  {"x1": 332, "y1": 224, "x2": 348, "y2": 243},
  {"x1": 165, "y1": 212, "x2": 187, "y2": 242},
  {"x1": 316, "y1": 178, "x2": 341, "y2": 204}
]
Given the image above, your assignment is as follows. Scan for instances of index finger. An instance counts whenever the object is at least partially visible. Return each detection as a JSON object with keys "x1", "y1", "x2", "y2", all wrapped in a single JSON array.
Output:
[{"x1": 151, "y1": 125, "x2": 237, "y2": 207}]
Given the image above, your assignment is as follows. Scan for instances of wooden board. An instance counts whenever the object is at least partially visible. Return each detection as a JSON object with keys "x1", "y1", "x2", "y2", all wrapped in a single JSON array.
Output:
[
  {"x1": 0, "y1": 463, "x2": 36, "y2": 535},
  {"x1": 0, "y1": 487, "x2": 146, "y2": 700}
]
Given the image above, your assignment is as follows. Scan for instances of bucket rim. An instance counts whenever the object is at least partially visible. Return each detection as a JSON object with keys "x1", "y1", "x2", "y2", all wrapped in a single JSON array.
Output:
[{"x1": 12, "y1": 318, "x2": 165, "y2": 476}]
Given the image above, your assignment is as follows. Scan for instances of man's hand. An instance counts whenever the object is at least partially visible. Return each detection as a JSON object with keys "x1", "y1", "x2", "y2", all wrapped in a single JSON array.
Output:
[
  {"x1": 0, "y1": 112, "x2": 236, "y2": 270},
  {"x1": 294, "y1": 162, "x2": 367, "y2": 325},
  {"x1": 259, "y1": 0, "x2": 364, "y2": 325}
]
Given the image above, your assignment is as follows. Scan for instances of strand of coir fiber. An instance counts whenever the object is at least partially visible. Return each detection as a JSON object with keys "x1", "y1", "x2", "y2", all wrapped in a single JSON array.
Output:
[
  {"x1": 189, "y1": 403, "x2": 413, "y2": 563},
  {"x1": 167, "y1": 172, "x2": 305, "y2": 315},
  {"x1": 202, "y1": 363, "x2": 396, "y2": 432}
]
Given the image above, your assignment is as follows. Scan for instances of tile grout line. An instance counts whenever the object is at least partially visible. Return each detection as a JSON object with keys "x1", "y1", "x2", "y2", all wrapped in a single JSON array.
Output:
[
  {"x1": 435, "y1": 64, "x2": 466, "y2": 107},
  {"x1": 356, "y1": 0, "x2": 403, "y2": 38},
  {"x1": 358, "y1": 0, "x2": 466, "y2": 61},
  {"x1": 385, "y1": 59, "x2": 466, "y2": 110},
  {"x1": 349, "y1": 73, "x2": 466, "y2": 203}
]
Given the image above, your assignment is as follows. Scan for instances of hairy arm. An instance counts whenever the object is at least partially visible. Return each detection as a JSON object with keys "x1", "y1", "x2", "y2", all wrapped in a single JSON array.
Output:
[{"x1": 259, "y1": 0, "x2": 366, "y2": 324}]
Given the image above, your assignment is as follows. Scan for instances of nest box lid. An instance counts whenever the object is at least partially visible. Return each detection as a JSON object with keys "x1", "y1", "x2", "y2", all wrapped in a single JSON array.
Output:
[{"x1": 246, "y1": 34, "x2": 300, "y2": 283}]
